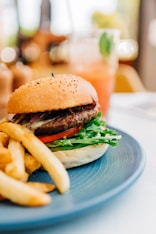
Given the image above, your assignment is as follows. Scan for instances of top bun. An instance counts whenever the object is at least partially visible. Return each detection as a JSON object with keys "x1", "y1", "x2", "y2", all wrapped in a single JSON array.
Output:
[{"x1": 7, "y1": 74, "x2": 98, "y2": 114}]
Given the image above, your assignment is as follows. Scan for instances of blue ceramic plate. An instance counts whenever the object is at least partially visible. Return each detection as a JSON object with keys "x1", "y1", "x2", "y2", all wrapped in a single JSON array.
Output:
[{"x1": 0, "y1": 128, "x2": 145, "y2": 232}]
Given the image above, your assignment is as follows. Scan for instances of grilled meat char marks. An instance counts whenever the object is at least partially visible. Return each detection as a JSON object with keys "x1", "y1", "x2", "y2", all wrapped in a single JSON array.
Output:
[{"x1": 11, "y1": 104, "x2": 98, "y2": 136}]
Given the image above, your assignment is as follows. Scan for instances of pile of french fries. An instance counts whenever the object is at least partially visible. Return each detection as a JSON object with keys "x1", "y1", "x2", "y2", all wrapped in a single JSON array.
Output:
[{"x1": 0, "y1": 121, "x2": 70, "y2": 207}]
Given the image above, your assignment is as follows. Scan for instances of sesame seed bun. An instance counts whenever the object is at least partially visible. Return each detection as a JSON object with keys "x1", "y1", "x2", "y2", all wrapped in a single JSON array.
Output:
[{"x1": 7, "y1": 74, "x2": 98, "y2": 114}]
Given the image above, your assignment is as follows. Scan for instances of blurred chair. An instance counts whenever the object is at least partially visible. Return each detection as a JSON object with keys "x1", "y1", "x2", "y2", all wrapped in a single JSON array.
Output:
[{"x1": 114, "y1": 64, "x2": 146, "y2": 92}]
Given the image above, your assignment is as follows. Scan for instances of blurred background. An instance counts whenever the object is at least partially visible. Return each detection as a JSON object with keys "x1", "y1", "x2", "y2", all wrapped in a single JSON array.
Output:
[{"x1": 0, "y1": 0, "x2": 156, "y2": 104}]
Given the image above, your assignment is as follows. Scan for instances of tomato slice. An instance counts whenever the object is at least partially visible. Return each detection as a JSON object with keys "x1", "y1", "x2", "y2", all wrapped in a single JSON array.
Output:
[{"x1": 38, "y1": 125, "x2": 82, "y2": 143}]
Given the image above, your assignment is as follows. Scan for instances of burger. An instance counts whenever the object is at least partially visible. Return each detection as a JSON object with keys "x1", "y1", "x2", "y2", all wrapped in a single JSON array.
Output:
[{"x1": 7, "y1": 73, "x2": 121, "y2": 168}]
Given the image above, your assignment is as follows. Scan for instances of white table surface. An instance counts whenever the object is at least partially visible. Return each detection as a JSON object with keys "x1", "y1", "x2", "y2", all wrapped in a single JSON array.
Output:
[{"x1": 13, "y1": 93, "x2": 156, "y2": 234}]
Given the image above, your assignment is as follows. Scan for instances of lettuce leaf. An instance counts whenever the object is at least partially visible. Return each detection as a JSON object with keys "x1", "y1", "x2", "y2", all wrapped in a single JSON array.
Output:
[{"x1": 46, "y1": 112, "x2": 121, "y2": 151}]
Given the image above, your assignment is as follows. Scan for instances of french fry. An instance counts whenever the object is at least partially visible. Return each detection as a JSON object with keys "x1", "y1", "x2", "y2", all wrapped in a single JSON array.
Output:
[
  {"x1": 5, "y1": 139, "x2": 29, "y2": 181},
  {"x1": 0, "y1": 122, "x2": 70, "y2": 193},
  {"x1": 0, "y1": 132, "x2": 9, "y2": 146},
  {"x1": 0, "y1": 147, "x2": 12, "y2": 170},
  {"x1": 0, "y1": 132, "x2": 12, "y2": 170},
  {"x1": 24, "y1": 152, "x2": 41, "y2": 174},
  {"x1": 0, "y1": 194, "x2": 6, "y2": 201},
  {"x1": 0, "y1": 170, "x2": 51, "y2": 206},
  {"x1": 0, "y1": 117, "x2": 8, "y2": 124},
  {"x1": 27, "y1": 182, "x2": 56, "y2": 193}
]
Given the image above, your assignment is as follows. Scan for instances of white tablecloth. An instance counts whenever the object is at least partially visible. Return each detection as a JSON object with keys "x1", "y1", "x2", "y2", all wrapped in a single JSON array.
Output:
[{"x1": 13, "y1": 93, "x2": 156, "y2": 234}]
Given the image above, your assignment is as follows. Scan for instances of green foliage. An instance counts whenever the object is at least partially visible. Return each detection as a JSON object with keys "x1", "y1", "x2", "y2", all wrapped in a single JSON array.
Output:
[{"x1": 99, "y1": 32, "x2": 114, "y2": 58}]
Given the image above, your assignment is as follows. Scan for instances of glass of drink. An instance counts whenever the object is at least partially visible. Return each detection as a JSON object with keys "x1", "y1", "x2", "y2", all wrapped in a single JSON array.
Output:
[{"x1": 68, "y1": 29, "x2": 120, "y2": 117}]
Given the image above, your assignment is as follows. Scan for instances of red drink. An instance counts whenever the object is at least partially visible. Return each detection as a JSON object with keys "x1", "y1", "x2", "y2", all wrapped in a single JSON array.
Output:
[
  {"x1": 74, "y1": 61, "x2": 115, "y2": 116},
  {"x1": 69, "y1": 30, "x2": 119, "y2": 117}
]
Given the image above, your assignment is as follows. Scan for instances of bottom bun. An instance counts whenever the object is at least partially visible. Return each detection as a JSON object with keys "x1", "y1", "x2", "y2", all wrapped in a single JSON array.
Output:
[{"x1": 53, "y1": 144, "x2": 109, "y2": 169}]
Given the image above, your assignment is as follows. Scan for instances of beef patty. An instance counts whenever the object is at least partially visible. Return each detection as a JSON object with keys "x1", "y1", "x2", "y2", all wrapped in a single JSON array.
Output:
[{"x1": 11, "y1": 104, "x2": 98, "y2": 136}]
